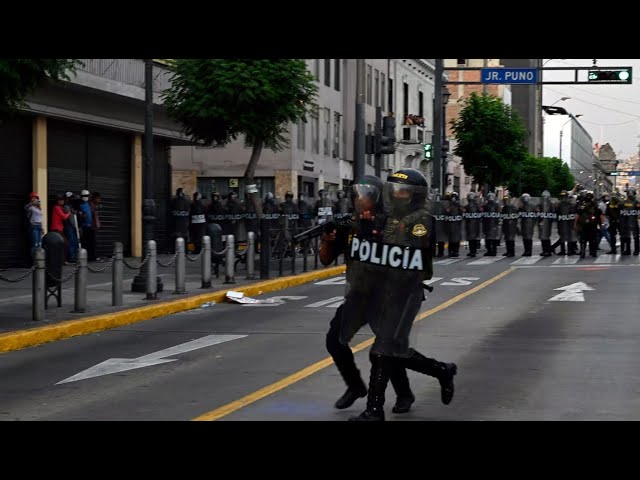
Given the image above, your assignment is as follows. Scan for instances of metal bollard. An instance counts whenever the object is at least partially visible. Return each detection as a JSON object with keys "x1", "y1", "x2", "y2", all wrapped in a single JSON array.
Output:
[
  {"x1": 32, "y1": 248, "x2": 45, "y2": 322},
  {"x1": 146, "y1": 240, "x2": 157, "y2": 300},
  {"x1": 246, "y1": 231, "x2": 256, "y2": 279},
  {"x1": 201, "y1": 235, "x2": 211, "y2": 288},
  {"x1": 74, "y1": 249, "x2": 88, "y2": 313},
  {"x1": 174, "y1": 237, "x2": 186, "y2": 294},
  {"x1": 112, "y1": 242, "x2": 123, "y2": 306},
  {"x1": 224, "y1": 234, "x2": 236, "y2": 284}
]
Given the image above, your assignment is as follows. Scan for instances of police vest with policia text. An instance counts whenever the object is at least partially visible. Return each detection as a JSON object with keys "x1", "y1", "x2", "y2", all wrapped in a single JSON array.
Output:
[{"x1": 346, "y1": 235, "x2": 430, "y2": 271}]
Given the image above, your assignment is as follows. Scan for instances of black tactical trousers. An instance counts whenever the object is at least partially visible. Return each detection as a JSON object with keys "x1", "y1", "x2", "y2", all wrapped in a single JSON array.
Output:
[{"x1": 326, "y1": 305, "x2": 412, "y2": 400}]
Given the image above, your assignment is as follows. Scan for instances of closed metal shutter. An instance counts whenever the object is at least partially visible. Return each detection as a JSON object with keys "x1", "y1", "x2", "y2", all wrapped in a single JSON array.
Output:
[
  {"x1": 87, "y1": 128, "x2": 131, "y2": 258},
  {"x1": 0, "y1": 115, "x2": 33, "y2": 268},
  {"x1": 47, "y1": 119, "x2": 131, "y2": 258}
]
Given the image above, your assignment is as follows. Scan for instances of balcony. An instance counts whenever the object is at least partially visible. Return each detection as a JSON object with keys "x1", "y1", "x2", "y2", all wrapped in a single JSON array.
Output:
[{"x1": 400, "y1": 124, "x2": 430, "y2": 145}]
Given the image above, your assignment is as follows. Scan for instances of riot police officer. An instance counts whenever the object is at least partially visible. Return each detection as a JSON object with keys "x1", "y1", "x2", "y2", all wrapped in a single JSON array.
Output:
[
  {"x1": 519, "y1": 193, "x2": 536, "y2": 256},
  {"x1": 347, "y1": 169, "x2": 457, "y2": 422},
  {"x1": 575, "y1": 190, "x2": 601, "y2": 258},
  {"x1": 190, "y1": 192, "x2": 207, "y2": 253},
  {"x1": 319, "y1": 175, "x2": 415, "y2": 414},
  {"x1": 605, "y1": 193, "x2": 621, "y2": 254},
  {"x1": 463, "y1": 191, "x2": 482, "y2": 257},
  {"x1": 620, "y1": 187, "x2": 640, "y2": 255},
  {"x1": 537, "y1": 190, "x2": 556, "y2": 256},
  {"x1": 482, "y1": 192, "x2": 501, "y2": 256},
  {"x1": 333, "y1": 189, "x2": 351, "y2": 221},
  {"x1": 446, "y1": 191, "x2": 463, "y2": 257},
  {"x1": 170, "y1": 187, "x2": 191, "y2": 251},
  {"x1": 433, "y1": 191, "x2": 449, "y2": 257},
  {"x1": 501, "y1": 194, "x2": 518, "y2": 257}
]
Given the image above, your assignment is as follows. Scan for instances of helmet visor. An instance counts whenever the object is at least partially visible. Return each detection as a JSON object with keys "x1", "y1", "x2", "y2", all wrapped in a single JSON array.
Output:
[
  {"x1": 351, "y1": 184, "x2": 380, "y2": 213},
  {"x1": 383, "y1": 183, "x2": 429, "y2": 209}
]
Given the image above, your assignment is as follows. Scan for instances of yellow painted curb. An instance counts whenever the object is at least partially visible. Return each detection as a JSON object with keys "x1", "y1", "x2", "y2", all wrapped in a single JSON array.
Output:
[{"x1": 0, "y1": 265, "x2": 346, "y2": 354}]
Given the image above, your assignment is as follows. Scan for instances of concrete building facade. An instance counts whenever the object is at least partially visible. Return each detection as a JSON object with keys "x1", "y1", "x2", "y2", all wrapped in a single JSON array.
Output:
[
  {"x1": 0, "y1": 59, "x2": 188, "y2": 268},
  {"x1": 170, "y1": 59, "x2": 436, "y2": 204}
]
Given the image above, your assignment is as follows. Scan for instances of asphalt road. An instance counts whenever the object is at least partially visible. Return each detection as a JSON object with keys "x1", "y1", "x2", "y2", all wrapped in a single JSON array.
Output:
[{"x1": 1, "y1": 251, "x2": 639, "y2": 421}]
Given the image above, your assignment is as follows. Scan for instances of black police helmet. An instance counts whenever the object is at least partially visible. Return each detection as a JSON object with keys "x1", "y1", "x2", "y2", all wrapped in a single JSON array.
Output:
[{"x1": 385, "y1": 168, "x2": 429, "y2": 210}]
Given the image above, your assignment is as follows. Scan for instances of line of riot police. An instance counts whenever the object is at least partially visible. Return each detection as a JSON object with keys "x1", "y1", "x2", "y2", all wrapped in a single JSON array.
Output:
[
  {"x1": 168, "y1": 187, "x2": 355, "y2": 256},
  {"x1": 430, "y1": 186, "x2": 639, "y2": 259}
]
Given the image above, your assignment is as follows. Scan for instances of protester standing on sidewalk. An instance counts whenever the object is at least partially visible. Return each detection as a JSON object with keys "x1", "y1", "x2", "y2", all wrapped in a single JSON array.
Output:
[
  {"x1": 63, "y1": 192, "x2": 79, "y2": 264},
  {"x1": 79, "y1": 190, "x2": 95, "y2": 261},
  {"x1": 50, "y1": 194, "x2": 71, "y2": 243},
  {"x1": 24, "y1": 192, "x2": 43, "y2": 257}
]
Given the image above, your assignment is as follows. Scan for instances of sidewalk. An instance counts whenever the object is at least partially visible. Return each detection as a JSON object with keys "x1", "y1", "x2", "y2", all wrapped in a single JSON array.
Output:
[{"x1": 0, "y1": 252, "x2": 345, "y2": 349}]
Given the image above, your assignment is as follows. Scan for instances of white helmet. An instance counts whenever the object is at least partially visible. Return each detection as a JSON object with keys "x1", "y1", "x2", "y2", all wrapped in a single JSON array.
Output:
[{"x1": 81, "y1": 189, "x2": 90, "y2": 197}]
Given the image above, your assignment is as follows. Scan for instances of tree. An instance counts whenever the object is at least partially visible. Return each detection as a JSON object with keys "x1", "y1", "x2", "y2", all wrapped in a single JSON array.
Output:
[
  {"x1": 0, "y1": 59, "x2": 81, "y2": 117},
  {"x1": 504, "y1": 155, "x2": 575, "y2": 197},
  {"x1": 450, "y1": 92, "x2": 528, "y2": 190},
  {"x1": 162, "y1": 59, "x2": 318, "y2": 215},
  {"x1": 546, "y1": 156, "x2": 575, "y2": 195}
]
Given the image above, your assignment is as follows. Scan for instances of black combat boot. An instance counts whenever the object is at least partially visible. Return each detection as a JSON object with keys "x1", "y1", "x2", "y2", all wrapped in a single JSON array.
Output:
[
  {"x1": 621, "y1": 239, "x2": 630, "y2": 255},
  {"x1": 349, "y1": 354, "x2": 390, "y2": 421},
  {"x1": 523, "y1": 239, "x2": 532, "y2": 256},
  {"x1": 557, "y1": 242, "x2": 566, "y2": 255},
  {"x1": 327, "y1": 327, "x2": 367, "y2": 410},
  {"x1": 506, "y1": 240, "x2": 515, "y2": 257},
  {"x1": 579, "y1": 241, "x2": 586, "y2": 258},
  {"x1": 401, "y1": 349, "x2": 458, "y2": 405},
  {"x1": 389, "y1": 362, "x2": 415, "y2": 414},
  {"x1": 634, "y1": 236, "x2": 639, "y2": 256},
  {"x1": 467, "y1": 239, "x2": 477, "y2": 257},
  {"x1": 437, "y1": 242, "x2": 445, "y2": 257}
]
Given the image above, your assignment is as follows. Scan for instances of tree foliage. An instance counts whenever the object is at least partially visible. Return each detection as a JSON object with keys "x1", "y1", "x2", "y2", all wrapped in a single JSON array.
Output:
[
  {"x1": 162, "y1": 59, "x2": 318, "y2": 181},
  {"x1": 505, "y1": 154, "x2": 575, "y2": 196},
  {"x1": 0, "y1": 59, "x2": 80, "y2": 117},
  {"x1": 450, "y1": 92, "x2": 528, "y2": 188}
]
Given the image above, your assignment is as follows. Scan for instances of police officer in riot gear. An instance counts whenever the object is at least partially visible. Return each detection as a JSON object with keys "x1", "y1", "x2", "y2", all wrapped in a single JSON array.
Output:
[
  {"x1": 190, "y1": 192, "x2": 207, "y2": 253},
  {"x1": 620, "y1": 187, "x2": 640, "y2": 255},
  {"x1": 279, "y1": 191, "x2": 299, "y2": 256},
  {"x1": 446, "y1": 191, "x2": 462, "y2": 257},
  {"x1": 575, "y1": 190, "x2": 601, "y2": 258},
  {"x1": 463, "y1": 191, "x2": 482, "y2": 257},
  {"x1": 320, "y1": 175, "x2": 415, "y2": 414},
  {"x1": 537, "y1": 190, "x2": 555, "y2": 256},
  {"x1": 297, "y1": 192, "x2": 314, "y2": 254},
  {"x1": 482, "y1": 192, "x2": 501, "y2": 256},
  {"x1": 433, "y1": 191, "x2": 449, "y2": 257},
  {"x1": 333, "y1": 189, "x2": 351, "y2": 221},
  {"x1": 347, "y1": 169, "x2": 457, "y2": 422},
  {"x1": 170, "y1": 187, "x2": 191, "y2": 251},
  {"x1": 315, "y1": 189, "x2": 334, "y2": 225},
  {"x1": 519, "y1": 193, "x2": 536, "y2": 256},
  {"x1": 501, "y1": 194, "x2": 518, "y2": 257},
  {"x1": 551, "y1": 190, "x2": 573, "y2": 255}
]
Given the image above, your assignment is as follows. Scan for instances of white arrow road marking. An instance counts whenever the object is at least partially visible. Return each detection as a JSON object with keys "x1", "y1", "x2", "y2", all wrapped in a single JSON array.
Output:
[
  {"x1": 241, "y1": 295, "x2": 308, "y2": 307},
  {"x1": 305, "y1": 296, "x2": 345, "y2": 308},
  {"x1": 314, "y1": 276, "x2": 346, "y2": 285},
  {"x1": 548, "y1": 282, "x2": 594, "y2": 302},
  {"x1": 423, "y1": 277, "x2": 443, "y2": 286},
  {"x1": 56, "y1": 334, "x2": 247, "y2": 385},
  {"x1": 440, "y1": 277, "x2": 480, "y2": 286}
]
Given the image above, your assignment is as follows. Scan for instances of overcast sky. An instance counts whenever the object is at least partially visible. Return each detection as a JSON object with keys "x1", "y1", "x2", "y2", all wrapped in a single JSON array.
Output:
[{"x1": 542, "y1": 59, "x2": 640, "y2": 161}]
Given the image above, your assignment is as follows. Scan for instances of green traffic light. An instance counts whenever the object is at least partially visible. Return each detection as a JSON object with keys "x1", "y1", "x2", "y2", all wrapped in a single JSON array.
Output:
[{"x1": 618, "y1": 70, "x2": 630, "y2": 81}]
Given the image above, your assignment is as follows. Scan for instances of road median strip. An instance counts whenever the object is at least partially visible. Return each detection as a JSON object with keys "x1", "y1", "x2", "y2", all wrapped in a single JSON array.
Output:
[{"x1": 0, "y1": 265, "x2": 346, "y2": 354}]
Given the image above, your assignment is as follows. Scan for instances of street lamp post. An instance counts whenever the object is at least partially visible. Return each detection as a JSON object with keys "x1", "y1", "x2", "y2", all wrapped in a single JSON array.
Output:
[
  {"x1": 441, "y1": 85, "x2": 451, "y2": 192},
  {"x1": 132, "y1": 59, "x2": 163, "y2": 295},
  {"x1": 559, "y1": 113, "x2": 583, "y2": 161}
]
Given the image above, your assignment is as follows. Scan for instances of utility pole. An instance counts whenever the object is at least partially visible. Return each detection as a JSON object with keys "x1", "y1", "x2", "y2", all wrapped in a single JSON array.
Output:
[
  {"x1": 432, "y1": 59, "x2": 444, "y2": 194},
  {"x1": 374, "y1": 106, "x2": 382, "y2": 177},
  {"x1": 353, "y1": 59, "x2": 366, "y2": 183},
  {"x1": 132, "y1": 59, "x2": 162, "y2": 294}
]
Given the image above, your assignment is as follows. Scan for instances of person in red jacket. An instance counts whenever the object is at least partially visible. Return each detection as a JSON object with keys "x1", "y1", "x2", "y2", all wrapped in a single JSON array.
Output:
[{"x1": 51, "y1": 193, "x2": 71, "y2": 235}]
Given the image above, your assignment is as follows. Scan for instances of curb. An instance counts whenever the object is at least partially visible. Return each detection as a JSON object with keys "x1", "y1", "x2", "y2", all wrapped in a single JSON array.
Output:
[{"x1": 0, "y1": 265, "x2": 346, "y2": 354}]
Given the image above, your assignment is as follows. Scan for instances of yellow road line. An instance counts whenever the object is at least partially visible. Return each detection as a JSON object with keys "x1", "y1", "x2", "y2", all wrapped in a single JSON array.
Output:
[{"x1": 192, "y1": 267, "x2": 516, "y2": 421}]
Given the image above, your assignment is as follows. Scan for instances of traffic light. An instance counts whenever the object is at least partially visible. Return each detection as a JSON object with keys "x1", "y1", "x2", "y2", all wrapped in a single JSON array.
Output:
[
  {"x1": 380, "y1": 116, "x2": 396, "y2": 154},
  {"x1": 365, "y1": 135, "x2": 375, "y2": 155},
  {"x1": 587, "y1": 68, "x2": 632, "y2": 84},
  {"x1": 424, "y1": 143, "x2": 433, "y2": 159},
  {"x1": 442, "y1": 140, "x2": 450, "y2": 158}
]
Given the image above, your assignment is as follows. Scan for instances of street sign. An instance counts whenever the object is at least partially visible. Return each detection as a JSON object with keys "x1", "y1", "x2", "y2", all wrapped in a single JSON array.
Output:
[
  {"x1": 608, "y1": 171, "x2": 640, "y2": 176},
  {"x1": 481, "y1": 68, "x2": 538, "y2": 84}
]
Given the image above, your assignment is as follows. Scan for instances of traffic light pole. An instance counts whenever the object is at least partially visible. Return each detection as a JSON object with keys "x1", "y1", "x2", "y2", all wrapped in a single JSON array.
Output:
[
  {"x1": 374, "y1": 106, "x2": 382, "y2": 178},
  {"x1": 353, "y1": 59, "x2": 366, "y2": 183},
  {"x1": 432, "y1": 59, "x2": 444, "y2": 194}
]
